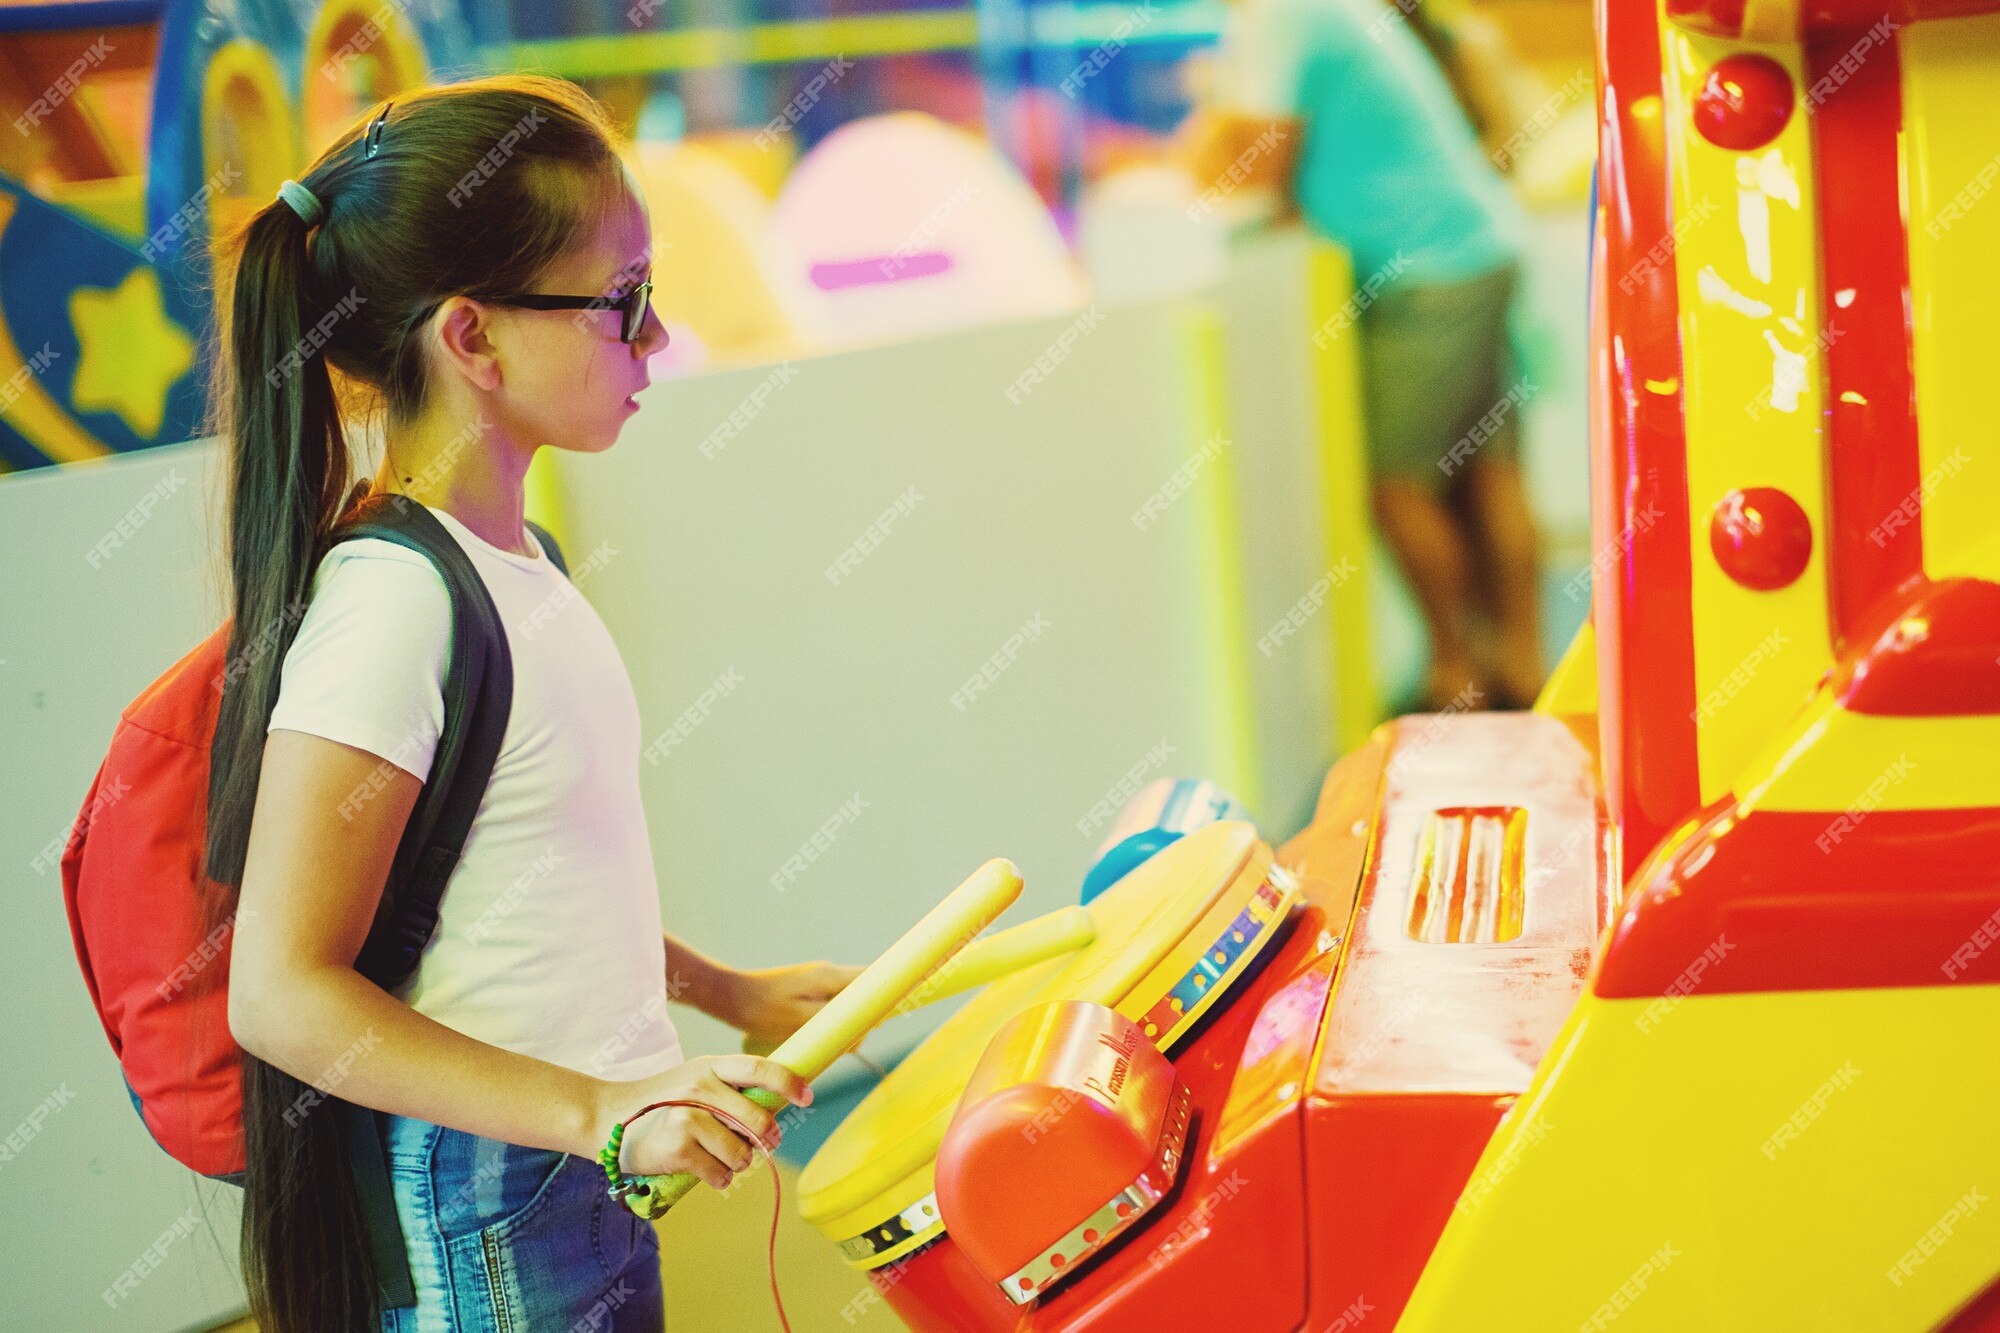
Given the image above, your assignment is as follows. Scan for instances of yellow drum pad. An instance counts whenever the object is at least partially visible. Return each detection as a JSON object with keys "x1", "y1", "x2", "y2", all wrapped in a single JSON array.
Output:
[{"x1": 798, "y1": 821, "x2": 1297, "y2": 1267}]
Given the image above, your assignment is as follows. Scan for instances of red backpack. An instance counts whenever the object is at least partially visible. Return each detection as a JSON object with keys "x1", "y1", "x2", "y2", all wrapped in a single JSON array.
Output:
[{"x1": 59, "y1": 493, "x2": 566, "y2": 1180}]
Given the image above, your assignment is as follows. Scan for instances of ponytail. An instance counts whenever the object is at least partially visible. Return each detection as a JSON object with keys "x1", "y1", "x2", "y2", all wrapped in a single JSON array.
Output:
[
  {"x1": 207, "y1": 198, "x2": 352, "y2": 888},
  {"x1": 200, "y1": 76, "x2": 626, "y2": 1332},
  {"x1": 207, "y1": 193, "x2": 375, "y2": 1333}
]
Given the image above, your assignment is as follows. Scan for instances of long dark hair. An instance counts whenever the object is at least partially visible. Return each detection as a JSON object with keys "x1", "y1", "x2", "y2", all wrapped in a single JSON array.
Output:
[{"x1": 201, "y1": 76, "x2": 623, "y2": 1333}]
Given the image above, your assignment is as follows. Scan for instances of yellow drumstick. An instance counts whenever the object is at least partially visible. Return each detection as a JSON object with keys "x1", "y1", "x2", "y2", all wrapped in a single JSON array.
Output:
[
  {"x1": 741, "y1": 905, "x2": 1098, "y2": 1056},
  {"x1": 617, "y1": 857, "x2": 1025, "y2": 1216}
]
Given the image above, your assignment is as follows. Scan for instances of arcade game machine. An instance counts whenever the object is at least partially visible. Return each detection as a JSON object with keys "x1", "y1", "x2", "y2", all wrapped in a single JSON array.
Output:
[{"x1": 704, "y1": 0, "x2": 1998, "y2": 1327}]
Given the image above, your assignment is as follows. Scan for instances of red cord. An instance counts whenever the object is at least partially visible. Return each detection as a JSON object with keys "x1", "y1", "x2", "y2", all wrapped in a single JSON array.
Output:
[{"x1": 618, "y1": 1099, "x2": 790, "y2": 1333}]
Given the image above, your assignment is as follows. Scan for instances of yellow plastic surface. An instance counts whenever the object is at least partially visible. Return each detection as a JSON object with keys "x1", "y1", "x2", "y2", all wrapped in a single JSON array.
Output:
[
  {"x1": 1535, "y1": 619, "x2": 1597, "y2": 717},
  {"x1": 1306, "y1": 239, "x2": 1380, "y2": 753},
  {"x1": 1903, "y1": 11, "x2": 2000, "y2": 587},
  {"x1": 1659, "y1": 22, "x2": 1837, "y2": 808},
  {"x1": 797, "y1": 822, "x2": 1265, "y2": 1257},
  {"x1": 1402, "y1": 985, "x2": 2000, "y2": 1331}
]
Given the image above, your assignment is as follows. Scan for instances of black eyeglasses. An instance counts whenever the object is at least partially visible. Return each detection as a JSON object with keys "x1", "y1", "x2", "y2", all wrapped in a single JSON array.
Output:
[{"x1": 483, "y1": 279, "x2": 654, "y2": 344}]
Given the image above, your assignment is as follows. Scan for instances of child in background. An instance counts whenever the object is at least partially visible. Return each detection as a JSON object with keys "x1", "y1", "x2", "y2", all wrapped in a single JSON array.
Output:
[
  {"x1": 1189, "y1": 0, "x2": 1548, "y2": 709},
  {"x1": 207, "y1": 77, "x2": 858, "y2": 1331}
]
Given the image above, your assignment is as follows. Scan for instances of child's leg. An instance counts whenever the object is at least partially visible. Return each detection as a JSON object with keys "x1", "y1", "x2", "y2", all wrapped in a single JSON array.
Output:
[
  {"x1": 1372, "y1": 476, "x2": 1485, "y2": 708},
  {"x1": 1459, "y1": 453, "x2": 1546, "y2": 707},
  {"x1": 1357, "y1": 270, "x2": 1521, "y2": 709}
]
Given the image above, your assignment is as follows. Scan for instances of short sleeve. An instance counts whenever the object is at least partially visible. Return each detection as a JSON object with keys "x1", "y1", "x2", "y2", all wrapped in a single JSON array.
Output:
[
  {"x1": 266, "y1": 542, "x2": 453, "y2": 783},
  {"x1": 1209, "y1": 0, "x2": 1316, "y2": 117}
]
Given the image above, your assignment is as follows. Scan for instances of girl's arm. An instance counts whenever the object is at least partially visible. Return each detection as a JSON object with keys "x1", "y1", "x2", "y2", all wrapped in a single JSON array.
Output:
[
  {"x1": 230, "y1": 729, "x2": 806, "y2": 1175},
  {"x1": 664, "y1": 933, "x2": 864, "y2": 1041}
]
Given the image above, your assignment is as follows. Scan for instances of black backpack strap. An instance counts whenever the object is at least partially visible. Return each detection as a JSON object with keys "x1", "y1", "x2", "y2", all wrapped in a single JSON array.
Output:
[
  {"x1": 327, "y1": 493, "x2": 514, "y2": 988},
  {"x1": 524, "y1": 517, "x2": 569, "y2": 578},
  {"x1": 317, "y1": 491, "x2": 518, "y2": 1313}
]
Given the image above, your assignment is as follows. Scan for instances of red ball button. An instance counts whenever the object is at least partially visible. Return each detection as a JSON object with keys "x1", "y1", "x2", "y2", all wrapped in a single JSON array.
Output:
[
  {"x1": 1710, "y1": 487, "x2": 1812, "y2": 590},
  {"x1": 1694, "y1": 54, "x2": 1794, "y2": 151}
]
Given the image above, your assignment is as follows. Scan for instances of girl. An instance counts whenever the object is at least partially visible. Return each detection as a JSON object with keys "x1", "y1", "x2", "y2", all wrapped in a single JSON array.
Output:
[{"x1": 206, "y1": 77, "x2": 857, "y2": 1332}]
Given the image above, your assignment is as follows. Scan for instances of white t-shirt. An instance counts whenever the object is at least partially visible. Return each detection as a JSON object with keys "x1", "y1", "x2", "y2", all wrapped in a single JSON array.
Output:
[{"x1": 266, "y1": 503, "x2": 683, "y2": 1082}]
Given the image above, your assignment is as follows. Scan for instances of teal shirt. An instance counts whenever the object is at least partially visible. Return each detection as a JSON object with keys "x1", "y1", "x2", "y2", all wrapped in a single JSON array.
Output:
[{"x1": 1216, "y1": 0, "x2": 1526, "y2": 283}]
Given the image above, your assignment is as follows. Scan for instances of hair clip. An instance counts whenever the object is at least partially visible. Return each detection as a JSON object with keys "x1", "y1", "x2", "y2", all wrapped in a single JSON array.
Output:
[{"x1": 364, "y1": 102, "x2": 394, "y2": 158}]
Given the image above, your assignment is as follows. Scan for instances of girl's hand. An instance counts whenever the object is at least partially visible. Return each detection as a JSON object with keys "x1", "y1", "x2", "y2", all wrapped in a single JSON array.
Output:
[
  {"x1": 722, "y1": 960, "x2": 865, "y2": 1048},
  {"x1": 589, "y1": 1054, "x2": 811, "y2": 1191}
]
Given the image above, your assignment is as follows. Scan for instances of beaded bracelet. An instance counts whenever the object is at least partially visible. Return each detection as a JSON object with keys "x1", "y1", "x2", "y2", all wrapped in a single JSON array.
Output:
[{"x1": 598, "y1": 1092, "x2": 784, "y2": 1218}]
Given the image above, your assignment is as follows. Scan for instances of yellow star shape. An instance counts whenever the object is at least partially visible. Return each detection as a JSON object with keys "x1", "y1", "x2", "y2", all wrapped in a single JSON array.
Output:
[{"x1": 69, "y1": 265, "x2": 195, "y2": 441}]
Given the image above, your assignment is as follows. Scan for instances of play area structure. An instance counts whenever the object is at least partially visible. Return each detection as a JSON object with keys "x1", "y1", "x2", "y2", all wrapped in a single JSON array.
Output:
[
  {"x1": 0, "y1": 0, "x2": 1213, "y2": 469},
  {"x1": 592, "y1": 1, "x2": 1999, "y2": 1327},
  {"x1": 10, "y1": 0, "x2": 1997, "y2": 1326}
]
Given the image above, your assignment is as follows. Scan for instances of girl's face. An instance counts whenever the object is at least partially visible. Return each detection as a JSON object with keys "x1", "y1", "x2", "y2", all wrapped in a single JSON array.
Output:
[{"x1": 487, "y1": 183, "x2": 666, "y2": 454}]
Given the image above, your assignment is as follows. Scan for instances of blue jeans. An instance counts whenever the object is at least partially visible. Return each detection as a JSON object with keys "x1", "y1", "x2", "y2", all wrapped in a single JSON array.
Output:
[{"x1": 377, "y1": 1114, "x2": 663, "y2": 1333}]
